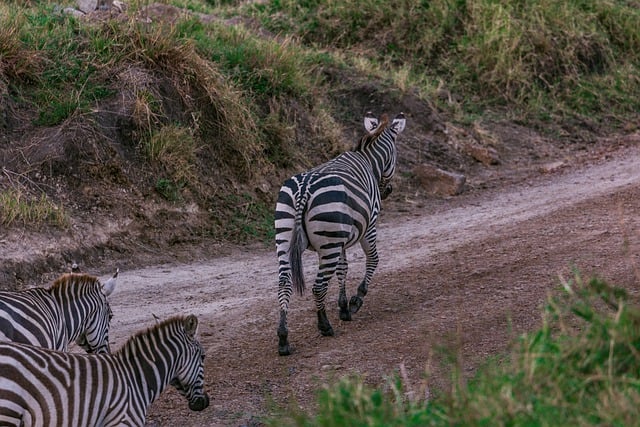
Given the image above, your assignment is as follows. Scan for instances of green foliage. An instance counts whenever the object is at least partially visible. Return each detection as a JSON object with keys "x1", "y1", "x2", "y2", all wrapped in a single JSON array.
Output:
[
  {"x1": 249, "y1": 0, "x2": 640, "y2": 121},
  {"x1": 3, "y1": 0, "x2": 640, "y2": 240},
  {"x1": 271, "y1": 275, "x2": 640, "y2": 426},
  {"x1": 156, "y1": 178, "x2": 183, "y2": 202},
  {"x1": 175, "y1": 18, "x2": 316, "y2": 102},
  {"x1": 210, "y1": 193, "x2": 275, "y2": 242},
  {"x1": 2, "y1": 7, "x2": 115, "y2": 125},
  {"x1": 0, "y1": 189, "x2": 67, "y2": 228}
]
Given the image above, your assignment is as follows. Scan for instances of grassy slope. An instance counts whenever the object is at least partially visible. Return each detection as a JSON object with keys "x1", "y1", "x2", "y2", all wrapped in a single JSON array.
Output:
[{"x1": 2, "y1": 0, "x2": 639, "y2": 235}]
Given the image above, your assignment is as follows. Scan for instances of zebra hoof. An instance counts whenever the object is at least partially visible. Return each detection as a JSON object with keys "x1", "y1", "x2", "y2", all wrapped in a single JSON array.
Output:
[
  {"x1": 279, "y1": 344, "x2": 292, "y2": 356},
  {"x1": 339, "y1": 309, "x2": 352, "y2": 321},
  {"x1": 320, "y1": 326, "x2": 334, "y2": 336},
  {"x1": 349, "y1": 295, "x2": 363, "y2": 314},
  {"x1": 317, "y1": 310, "x2": 334, "y2": 336}
]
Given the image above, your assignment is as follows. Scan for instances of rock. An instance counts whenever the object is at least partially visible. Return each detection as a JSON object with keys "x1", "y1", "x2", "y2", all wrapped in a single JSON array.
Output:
[
  {"x1": 413, "y1": 164, "x2": 466, "y2": 196},
  {"x1": 463, "y1": 142, "x2": 500, "y2": 165},
  {"x1": 539, "y1": 161, "x2": 565, "y2": 173},
  {"x1": 76, "y1": 0, "x2": 98, "y2": 13},
  {"x1": 63, "y1": 7, "x2": 85, "y2": 17}
]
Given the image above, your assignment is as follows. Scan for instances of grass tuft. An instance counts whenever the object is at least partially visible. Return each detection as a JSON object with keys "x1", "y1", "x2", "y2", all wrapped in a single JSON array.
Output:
[{"x1": 0, "y1": 189, "x2": 67, "y2": 228}]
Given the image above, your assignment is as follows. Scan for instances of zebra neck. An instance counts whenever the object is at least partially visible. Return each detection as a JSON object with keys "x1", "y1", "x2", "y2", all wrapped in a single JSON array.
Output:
[
  {"x1": 48, "y1": 285, "x2": 84, "y2": 343},
  {"x1": 357, "y1": 136, "x2": 395, "y2": 182},
  {"x1": 116, "y1": 329, "x2": 181, "y2": 404}
]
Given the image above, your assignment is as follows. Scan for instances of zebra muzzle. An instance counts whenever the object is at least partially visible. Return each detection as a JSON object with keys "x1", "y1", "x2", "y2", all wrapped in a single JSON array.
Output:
[{"x1": 189, "y1": 393, "x2": 210, "y2": 411}]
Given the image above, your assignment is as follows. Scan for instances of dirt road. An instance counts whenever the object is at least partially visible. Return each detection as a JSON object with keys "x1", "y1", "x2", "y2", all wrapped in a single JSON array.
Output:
[{"x1": 102, "y1": 144, "x2": 640, "y2": 426}]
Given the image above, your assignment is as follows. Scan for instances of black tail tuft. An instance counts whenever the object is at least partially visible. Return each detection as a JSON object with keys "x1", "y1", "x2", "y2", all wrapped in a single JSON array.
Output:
[{"x1": 290, "y1": 221, "x2": 305, "y2": 296}]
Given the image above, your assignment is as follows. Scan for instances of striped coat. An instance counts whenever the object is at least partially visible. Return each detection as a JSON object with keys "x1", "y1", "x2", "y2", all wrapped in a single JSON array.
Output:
[
  {"x1": 275, "y1": 112, "x2": 406, "y2": 355},
  {"x1": 0, "y1": 272, "x2": 117, "y2": 354},
  {"x1": 0, "y1": 315, "x2": 209, "y2": 426}
]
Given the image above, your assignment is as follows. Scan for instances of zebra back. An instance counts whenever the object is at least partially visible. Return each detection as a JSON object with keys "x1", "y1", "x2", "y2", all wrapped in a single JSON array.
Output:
[
  {"x1": 0, "y1": 315, "x2": 208, "y2": 426},
  {"x1": 0, "y1": 272, "x2": 116, "y2": 354}
]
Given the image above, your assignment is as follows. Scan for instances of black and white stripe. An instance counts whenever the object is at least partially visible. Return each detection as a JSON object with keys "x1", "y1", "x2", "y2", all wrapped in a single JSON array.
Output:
[
  {"x1": 0, "y1": 271, "x2": 117, "y2": 354},
  {"x1": 0, "y1": 314, "x2": 209, "y2": 426},
  {"x1": 275, "y1": 112, "x2": 406, "y2": 355}
]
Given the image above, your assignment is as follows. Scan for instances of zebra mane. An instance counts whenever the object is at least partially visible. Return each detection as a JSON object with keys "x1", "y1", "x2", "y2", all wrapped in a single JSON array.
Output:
[
  {"x1": 353, "y1": 114, "x2": 390, "y2": 152},
  {"x1": 50, "y1": 273, "x2": 100, "y2": 292},
  {"x1": 119, "y1": 316, "x2": 194, "y2": 351}
]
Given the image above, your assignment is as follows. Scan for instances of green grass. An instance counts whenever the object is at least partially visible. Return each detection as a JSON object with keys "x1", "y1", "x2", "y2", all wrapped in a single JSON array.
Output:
[
  {"x1": 269, "y1": 274, "x2": 640, "y2": 426},
  {"x1": 0, "y1": 189, "x2": 68, "y2": 228},
  {"x1": 249, "y1": 0, "x2": 640, "y2": 123}
]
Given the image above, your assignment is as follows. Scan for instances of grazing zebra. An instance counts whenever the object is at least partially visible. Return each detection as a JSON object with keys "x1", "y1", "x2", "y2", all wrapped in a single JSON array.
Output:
[
  {"x1": 0, "y1": 314, "x2": 209, "y2": 426},
  {"x1": 275, "y1": 112, "x2": 406, "y2": 355},
  {"x1": 0, "y1": 270, "x2": 118, "y2": 354}
]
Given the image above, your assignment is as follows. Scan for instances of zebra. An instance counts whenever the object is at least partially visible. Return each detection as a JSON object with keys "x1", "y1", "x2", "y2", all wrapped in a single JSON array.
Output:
[
  {"x1": 275, "y1": 111, "x2": 406, "y2": 355},
  {"x1": 0, "y1": 269, "x2": 118, "y2": 354},
  {"x1": 0, "y1": 314, "x2": 209, "y2": 426}
]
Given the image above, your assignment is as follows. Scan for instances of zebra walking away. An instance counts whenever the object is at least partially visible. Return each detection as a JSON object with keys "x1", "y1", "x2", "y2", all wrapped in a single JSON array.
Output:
[
  {"x1": 0, "y1": 270, "x2": 118, "y2": 354},
  {"x1": 0, "y1": 314, "x2": 209, "y2": 426},
  {"x1": 275, "y1": 112, "x2": 406, "y2": 355}
]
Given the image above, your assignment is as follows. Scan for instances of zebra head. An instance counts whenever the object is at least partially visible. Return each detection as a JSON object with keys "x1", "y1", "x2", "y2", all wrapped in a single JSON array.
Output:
[
  {"x1": 70, "y1": 271, "x2": 117, "y2": 354},
  {"x1": 169, "y1": 315, "x2": 210, "y2": 411},
  {"x1": 360, "y1": 112, "x2": 406, "y2": 200}
]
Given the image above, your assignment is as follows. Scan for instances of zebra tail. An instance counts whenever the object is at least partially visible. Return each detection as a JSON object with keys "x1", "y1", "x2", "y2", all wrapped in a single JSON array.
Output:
[{"x1": 290, "y1": 213, "x2": 306, "y2": 296}]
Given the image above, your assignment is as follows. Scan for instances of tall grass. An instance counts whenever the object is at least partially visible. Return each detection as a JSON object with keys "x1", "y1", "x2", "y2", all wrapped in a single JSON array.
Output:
[
  {"x1": 0, "y1": 189, "x2": 67, "y2": 228},
  {"x1": 270, "y1": 275, "x2": 640, "y2": 426},
  {"x1": 249, "y1": 0, "x2": 640, "y2": 121}
]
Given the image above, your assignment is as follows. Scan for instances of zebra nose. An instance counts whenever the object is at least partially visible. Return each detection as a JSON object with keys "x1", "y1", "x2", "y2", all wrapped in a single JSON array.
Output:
[{"x1": 189, "y1": 393, "x2": 210, "y2": 411}]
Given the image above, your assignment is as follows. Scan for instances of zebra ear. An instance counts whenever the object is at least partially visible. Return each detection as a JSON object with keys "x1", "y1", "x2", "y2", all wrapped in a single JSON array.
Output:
[
  {"x1": 184, "y1": 315, "x2": 199, "y2": 339},
  {"x1": 391, "y1": 113, "x2": 406, "y2": 133},
  {"x1": 101, "y1": 268, "x2": 119, "y2": 296},
  {"x1": 363, "y1": 112, "x2": 379, "y2": 134}
]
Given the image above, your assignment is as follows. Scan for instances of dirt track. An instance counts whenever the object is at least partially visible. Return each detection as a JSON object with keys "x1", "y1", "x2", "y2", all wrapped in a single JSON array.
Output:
[{"x1": 100, "y1": 144, "x2": 640, "y2": 426}]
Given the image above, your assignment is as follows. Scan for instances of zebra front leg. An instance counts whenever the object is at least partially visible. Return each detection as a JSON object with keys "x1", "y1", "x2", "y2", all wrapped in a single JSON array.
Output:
[{"x1": 350, "y1": 235, "x2": 379, "y2": 315}]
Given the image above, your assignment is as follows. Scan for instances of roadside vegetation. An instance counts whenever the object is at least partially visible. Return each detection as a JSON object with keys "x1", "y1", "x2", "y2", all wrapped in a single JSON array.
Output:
[
  {"x1": 268, "y1": 275, "x2": 640, "y2": 426},
  {"x1": 0, "y1": 188, "x2": 67, "y2": 228}
]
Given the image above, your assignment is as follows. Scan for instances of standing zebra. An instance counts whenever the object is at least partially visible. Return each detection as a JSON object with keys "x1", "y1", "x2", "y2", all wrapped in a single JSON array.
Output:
[
  {"x1": 0, "y1": 314, "x2": 209, "y2": 426},
  {"x1": 275, "y1": 112, "x2": 406, "y2": 355},
  {"x1": 0, "y1": 270, "x2": 118, "y2": 354}
]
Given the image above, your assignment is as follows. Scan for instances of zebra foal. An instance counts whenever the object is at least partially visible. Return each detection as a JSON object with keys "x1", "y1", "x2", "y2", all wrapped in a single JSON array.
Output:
[
  {"x1": 0, "y1": 314, "x2": 209, "y2": 426},
  {"x1": 0, "y1": 270, "x2": 118, "y2": 354},
  {"x1": 275, "y1": 112, "x2": 406, "y2": 355}
]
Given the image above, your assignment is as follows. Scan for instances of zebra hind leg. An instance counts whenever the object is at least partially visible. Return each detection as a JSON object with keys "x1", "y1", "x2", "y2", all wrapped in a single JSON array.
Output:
[
  {"x1": 278, "y1": 309, "x2": 291, "y2": 356},
  {"x1": 313, "y1": 269, "x2": 335, "y2": 336},
  {"x1": 278, "y1": 274, "x2": 294, "y2": 356},
  {"x1": 317, "y1": 310, "x2": 334, "y2": 336},
  {"x1": 336, "y1": 251, "x2": 352, "y2": 321}
]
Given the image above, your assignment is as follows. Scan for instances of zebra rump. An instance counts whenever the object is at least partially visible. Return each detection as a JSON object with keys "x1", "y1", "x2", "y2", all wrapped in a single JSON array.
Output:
[
  {"x1": 0, "y1": 271, "x2": 117, "y2": 354},
  {"x1": 0, "y1": 314, "x2": 208, "y2": 426}
]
